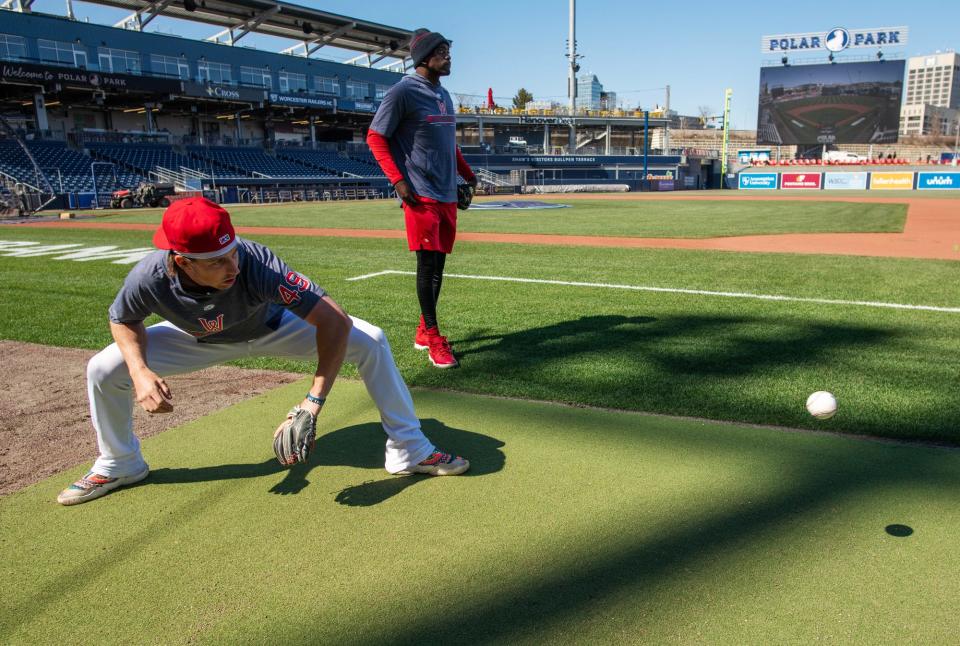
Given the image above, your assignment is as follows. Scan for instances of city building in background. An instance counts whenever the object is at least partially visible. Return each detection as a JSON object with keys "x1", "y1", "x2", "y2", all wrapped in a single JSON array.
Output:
[
  {"x1": 576, "y1": 73, "x2": 604, "y2": 110},
  {"x1": 900, "y1": 51, "x2": 960, "y2": 136}
]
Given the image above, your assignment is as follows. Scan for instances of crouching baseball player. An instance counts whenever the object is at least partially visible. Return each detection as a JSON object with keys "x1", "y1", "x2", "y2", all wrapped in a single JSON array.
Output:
[{"x1": 58, "y1": 197, "x2": 469, "y2": 506}]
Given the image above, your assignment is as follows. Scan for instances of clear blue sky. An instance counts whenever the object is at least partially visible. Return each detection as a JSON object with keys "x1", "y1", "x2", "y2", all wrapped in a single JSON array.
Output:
[{"x1": 29, "y1": 0, "x2": 960, "y2": 129}]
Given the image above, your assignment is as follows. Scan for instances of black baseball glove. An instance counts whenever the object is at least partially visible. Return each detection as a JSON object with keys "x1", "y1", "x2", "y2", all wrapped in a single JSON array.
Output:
[
  {"x1": 273, "y1": 406, "x2": 317, "y2": 466},
  {"x1": 457, "y1": 184, "x2": 474, "y2": 211}
]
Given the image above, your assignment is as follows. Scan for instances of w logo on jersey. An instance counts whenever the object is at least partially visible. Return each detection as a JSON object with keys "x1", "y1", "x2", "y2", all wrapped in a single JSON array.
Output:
[
  {"x1": 426, "y1": 104, "x2": 456, "y2": 126},
  {"x1": 197, "y1": 314, "x2": 224, "y2": 334}
]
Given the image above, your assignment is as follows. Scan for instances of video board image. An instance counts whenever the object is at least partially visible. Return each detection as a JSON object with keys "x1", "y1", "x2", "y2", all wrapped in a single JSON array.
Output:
[{"x1": 757, "y1": 60, "x2": 905, "y2": 145}]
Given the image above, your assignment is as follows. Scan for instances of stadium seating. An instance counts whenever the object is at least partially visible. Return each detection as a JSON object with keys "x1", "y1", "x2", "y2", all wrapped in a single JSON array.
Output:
[
  {"x1": 277, "y1": 149, "x2": 384, "y2": 177},
  {"x1": 0, "y1": 139, "x2": 142, "y2": 192},
  {"x1": 750, "y1": 157, "x2": 928, "y2": 167},
  {"x1": 187, "y1": 146, "x2": 333, "y2": 178},
  {"x1": 88, "y1": 143, "x2": 242, "y2": 179}
]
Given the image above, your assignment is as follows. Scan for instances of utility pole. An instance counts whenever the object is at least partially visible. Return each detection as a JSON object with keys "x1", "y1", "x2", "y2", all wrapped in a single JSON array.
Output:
[
  {"x1": 567, "y1": 0, "x2": 577, "y2": 152},
  {"x1": 720, "y1": 88, "x2": 732, "y2": 187},
  {"x1": 664, "y1": 84, "x2": 671, "y2": 153},
  {"x1": 568, "y1": 0, "x2": 577, "y2": 113}
]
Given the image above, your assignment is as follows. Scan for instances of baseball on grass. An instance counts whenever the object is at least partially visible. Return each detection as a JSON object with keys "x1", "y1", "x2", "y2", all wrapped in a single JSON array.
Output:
[{"x1": 806, "y1": 391, "x2": 837, "y2": 419}]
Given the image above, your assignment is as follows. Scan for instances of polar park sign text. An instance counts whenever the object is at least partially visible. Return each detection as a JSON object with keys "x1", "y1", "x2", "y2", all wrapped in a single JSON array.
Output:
[{"x1": 762, "y1": 27, "x2": 908, "y2": 54}]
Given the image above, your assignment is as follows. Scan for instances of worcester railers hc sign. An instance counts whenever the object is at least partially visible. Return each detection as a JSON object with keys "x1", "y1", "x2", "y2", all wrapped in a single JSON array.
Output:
[{"x1": 762, "y1": 27, "x2": 908, "y2": 54}]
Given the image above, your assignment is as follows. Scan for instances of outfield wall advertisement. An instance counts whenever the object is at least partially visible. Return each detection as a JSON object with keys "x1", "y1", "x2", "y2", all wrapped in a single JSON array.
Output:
[
  {"x1": 823, "y1": 172, "x2": 868, "y2": 190},
  {"x1": 739, "y1": 171, "x2": 954, "y2": 190},
  {"x1": 739, "y1": 173, "x2": 778, "y2": 189},
  {"x1": 780, "y1": 173, "x2": 822, "y2": 189},
  {"x1": 757, "y1": 61, "x2": 905, "y2": 145},
  {"x1": 869, "y1": 172, "x2": 914, "y2": 190},
  {"x1": 916, "y1": 172, "x2": 960, "y2": 190}
]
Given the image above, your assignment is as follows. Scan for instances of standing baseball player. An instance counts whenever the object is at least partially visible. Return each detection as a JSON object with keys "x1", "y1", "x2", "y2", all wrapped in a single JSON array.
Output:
[
  {"x1": 57, "y1": 197, "x2": 469, "y2": 506},
  {"x1": 367, "y1": 28, "x2": 477, "y2": 369}
]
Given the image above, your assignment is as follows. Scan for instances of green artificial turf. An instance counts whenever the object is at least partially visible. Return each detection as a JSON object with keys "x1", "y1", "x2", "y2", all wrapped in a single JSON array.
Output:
[
  {"x1": 93, "y1": 198, "x2": 908, "y2": 238},
  {"x1": 2, "y1": 227, "x2": 959, "y2": 443},
  {"x1": 2, "y1": 381, "x2": 959, "y2": 644}
]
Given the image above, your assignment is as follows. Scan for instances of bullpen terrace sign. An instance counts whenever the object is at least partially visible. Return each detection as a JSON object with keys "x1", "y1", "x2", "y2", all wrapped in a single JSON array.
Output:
[{"x1": 762, "y1": 27, "x2": 908, "y2": 54}]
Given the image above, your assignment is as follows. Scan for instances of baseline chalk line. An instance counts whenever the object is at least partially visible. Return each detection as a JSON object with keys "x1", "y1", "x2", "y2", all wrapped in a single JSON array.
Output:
[{"x1": 346, "y1": 269, "x2": 960, "y2": 314}]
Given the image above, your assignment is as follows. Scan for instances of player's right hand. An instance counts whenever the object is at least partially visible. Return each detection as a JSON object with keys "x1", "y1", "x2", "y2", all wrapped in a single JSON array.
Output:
[
  {"x1": 394, "y1": 179, "x2": 421, "y2": 206},
  {"x1": 132, "y1": 368, "x2": 173, "y2": 414}
]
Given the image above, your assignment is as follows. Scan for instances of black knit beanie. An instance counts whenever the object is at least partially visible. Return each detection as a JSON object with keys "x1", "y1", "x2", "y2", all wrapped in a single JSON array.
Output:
[{"x1": 410, "y1": 28, "x2": 451, "y2": 68}]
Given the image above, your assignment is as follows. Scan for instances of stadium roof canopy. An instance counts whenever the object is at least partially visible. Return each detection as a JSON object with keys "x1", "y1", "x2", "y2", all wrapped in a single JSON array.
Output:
[{"x1": 10, "y1": 0, "x2": 415, "y2": 67}]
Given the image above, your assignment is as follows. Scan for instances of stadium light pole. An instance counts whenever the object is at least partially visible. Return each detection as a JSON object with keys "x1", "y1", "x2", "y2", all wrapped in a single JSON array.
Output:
[
  {"x1": 720, "y1": 88, "x2": 732, "y2": 187},
  {"x1": 642, "y1": 110, "x2": 648, "y2": 187},
  {"x1": 567, "y1": 0, "x2": 576, "y2": 115},
  {"x1": 566, "y1": 0, "x2": 578, "y2": 153}
]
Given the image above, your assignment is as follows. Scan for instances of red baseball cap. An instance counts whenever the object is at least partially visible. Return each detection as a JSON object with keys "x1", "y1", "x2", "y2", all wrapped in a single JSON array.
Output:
[{"x1": 153, "y1": 197, "x2": 237, "y2": 259}]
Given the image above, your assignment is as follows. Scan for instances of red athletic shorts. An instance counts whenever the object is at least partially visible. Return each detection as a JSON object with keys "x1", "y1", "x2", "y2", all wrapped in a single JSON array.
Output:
[{"x1": 403, "y1": 197, "x2": 457, "y2": 254}]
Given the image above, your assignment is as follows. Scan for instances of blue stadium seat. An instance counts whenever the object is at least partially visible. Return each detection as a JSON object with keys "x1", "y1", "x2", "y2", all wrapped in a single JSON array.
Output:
[
  {"x1": 187, "y1": 146, "x2": 338, "y2": 179},
  {"x1": 277, "y1": 149, "x2": 384, "y2": 178},
  {"x1": 0, "y1": 139, "x2": 143, "y2": 192}
]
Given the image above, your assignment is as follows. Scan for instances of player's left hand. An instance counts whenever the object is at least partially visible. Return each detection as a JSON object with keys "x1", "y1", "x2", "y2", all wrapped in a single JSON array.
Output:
[
  {"x1": 457, "y1": 183, "x2": 475, "y2": 211},
  {"x1": 273, "y1": 406, "x2": 317, "y2": 466}
]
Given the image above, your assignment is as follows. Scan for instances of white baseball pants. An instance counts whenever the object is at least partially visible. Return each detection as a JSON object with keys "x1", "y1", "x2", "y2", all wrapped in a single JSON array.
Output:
[{"x1": 86, "y1": 313, "x2": 435, "y2": 477}]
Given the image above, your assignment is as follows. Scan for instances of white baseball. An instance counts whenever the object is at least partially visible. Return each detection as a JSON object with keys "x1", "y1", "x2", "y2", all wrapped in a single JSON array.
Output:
[{"x1": 806, "y1": 391, "x2": 837, "y2": 419}]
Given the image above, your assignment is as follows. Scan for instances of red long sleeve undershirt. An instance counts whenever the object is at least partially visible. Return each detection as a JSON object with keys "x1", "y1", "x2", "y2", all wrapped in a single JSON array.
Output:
[
  {"x1": 456, "y1": 147, "x2": 477, "y2": 184},
  {"x1": 366, "y1": 130, "x2": 403, "y2": 185},
  {"x1": 366, "y1": 129, "x2": 476, "y2": 186}
]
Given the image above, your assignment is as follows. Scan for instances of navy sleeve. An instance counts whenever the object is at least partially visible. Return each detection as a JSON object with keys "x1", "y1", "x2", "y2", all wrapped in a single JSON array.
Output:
[
  {"x1": 247, "y1": 243, "x2": 325, "y2": 319},
  {"x1": 108, "y1": 266, "x2": 155, "y2": 324},
  {"x1": 368, "y1": 82, "x2": 406, "y2": 138}
]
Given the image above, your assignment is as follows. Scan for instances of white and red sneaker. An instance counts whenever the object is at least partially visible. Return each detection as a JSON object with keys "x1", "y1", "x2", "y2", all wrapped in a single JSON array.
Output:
[
  {"x1": 414, "y1": 315, "x2": 429, "y2": 351},
  {"x1": 425, "y1": 327, "x2": 459, "y2": 369},
  {"x1": 397, "y1": 450, "x2": 470, "y2": 476},
  {"x1": 56, "y1": 467, "x2": 150, "y2": 506}
]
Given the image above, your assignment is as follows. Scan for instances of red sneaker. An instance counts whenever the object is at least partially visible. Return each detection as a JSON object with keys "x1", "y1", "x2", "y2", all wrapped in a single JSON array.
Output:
[
  {"x1": 426, "y1": 327, "x2": 459, "y2": 369},
  {"x1": 414, "y1": 316, "x2": 429, "y2": 351}
]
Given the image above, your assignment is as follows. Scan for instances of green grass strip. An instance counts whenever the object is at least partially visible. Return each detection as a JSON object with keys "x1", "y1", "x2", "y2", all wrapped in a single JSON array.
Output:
[{"x1": 2, "y1": 227, "x2": 960, "y2": 443}]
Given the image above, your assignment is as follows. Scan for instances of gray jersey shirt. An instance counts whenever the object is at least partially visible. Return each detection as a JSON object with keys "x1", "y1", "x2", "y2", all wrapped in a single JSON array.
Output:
[
  {"x1": 368, "y1": 73, "x2": 458, "y2": 202},
  {"x1": 109, "y1": 238, "x2": 325, "y2": 344}
]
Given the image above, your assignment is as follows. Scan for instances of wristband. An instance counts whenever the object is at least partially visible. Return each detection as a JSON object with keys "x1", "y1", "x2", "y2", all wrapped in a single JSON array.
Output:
[{"x1": 305, "y1": 393, "x2": 326, "y2": 406}]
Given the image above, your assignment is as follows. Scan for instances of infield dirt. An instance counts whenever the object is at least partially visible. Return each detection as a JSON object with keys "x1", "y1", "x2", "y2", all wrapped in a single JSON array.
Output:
[
  {"x1": 17, "y1": 195, "x2": 960, "y2": 260},
  {"x1": 0, "y1": 341, "x2": 303, "y2": 496}
]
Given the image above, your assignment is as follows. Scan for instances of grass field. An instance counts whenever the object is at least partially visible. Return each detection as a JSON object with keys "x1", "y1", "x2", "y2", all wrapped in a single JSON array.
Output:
[
  {"x1": 2, "y1": 197, "x2": 960, "y2": 643},
  {"x1": 94, "y1": 198, "x2": 908, "y2": 239},
  {"x1": 4, "y1": 381, "x2": 960, "y2": 644}
]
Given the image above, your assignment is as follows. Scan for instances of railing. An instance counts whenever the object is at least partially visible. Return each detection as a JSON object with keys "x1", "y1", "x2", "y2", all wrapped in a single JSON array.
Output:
[
  {"x1": 1, "y1": 128, "x2": 68, "y2": 143},
  {"x1": 77, "y1": 130, "x2": 172, "y2": 145},
  {"x1": 475, "y1": 168, "x2": 512, "y2": 188},
  {"x1": 0, "y1": 169, "x2": 42, "y2": 193},
  {"x1": 150, "y1": 166, "x2": 184, "y2": 187},
  {"x1": 457, "y1": 106, "x2": 666, "y2": 120},
  {"x1": 180, "y1": 166, "x2": 211, "y2": 180}
]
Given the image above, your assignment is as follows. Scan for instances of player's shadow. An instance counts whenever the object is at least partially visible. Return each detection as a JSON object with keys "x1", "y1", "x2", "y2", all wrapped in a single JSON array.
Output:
[
  {"x1": 318, "y1": 418, "x2": 504, "y2": 507},
  {"x1": 456, "y1": 313, "x2": 890, "y2": 376},
  {"x1": 455, "y1": 315, "x2": 657, "y2": 361},
  {"x1": 148, "y1": 418, "x2": 504, "y2": 506},
  {"x1": 445, "y1": 312, "x2": 901, "y2": 434}
]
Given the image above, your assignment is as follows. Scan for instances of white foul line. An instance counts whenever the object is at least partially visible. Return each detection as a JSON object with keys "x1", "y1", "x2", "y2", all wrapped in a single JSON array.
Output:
[{"x1": 346, "y1": 269, "x2": 960, "y2": 314}]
